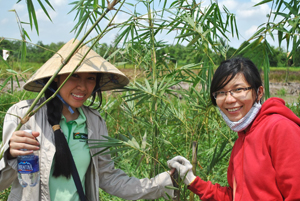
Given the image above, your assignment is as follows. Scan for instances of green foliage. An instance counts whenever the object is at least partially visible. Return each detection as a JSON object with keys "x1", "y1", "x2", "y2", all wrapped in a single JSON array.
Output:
[
  {"x1": 0, "y1": 90, "x2": 37, "y2": 141},
  {"x1": 277, "y1": 88, "x2": 287, "y2": 96},
  {"x1": 0, "y1": 186, "x2": 10, "y2": 201},
  {"x1": 14, "y1": 0, "x2": 54, "y2": 35},
  {"x1": 0, "y1": 39, "x2": 64, "y2": 63},
  {"x1": 287, "y1": 97, "x2": 300, "y2": 117}
]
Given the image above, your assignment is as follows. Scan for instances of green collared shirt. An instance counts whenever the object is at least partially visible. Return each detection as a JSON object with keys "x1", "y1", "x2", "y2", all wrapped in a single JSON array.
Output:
[{"x1": 49, "y1": 108, "x2": 91, "y2": 201}]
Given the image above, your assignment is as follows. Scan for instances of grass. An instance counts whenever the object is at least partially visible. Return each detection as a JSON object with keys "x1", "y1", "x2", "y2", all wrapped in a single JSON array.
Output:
[
  {"x1": 0, "y1": 90, "x2": 37, "y2": 141},
  {"x1": 0, "y1": 61, "x2": 42, "y2": 72},
  {"x1": 270, "y1": 66, "x2": 300, "y2": 71},
  {"x1": 268, "y1": 72, "x2": 300, "y2": 82},
  {"x1": 0, "y1": 61, "x2": 42, "y2": 80},
  {"x1": 277, "y1": 88, "x2": 287, "y2": 96}
]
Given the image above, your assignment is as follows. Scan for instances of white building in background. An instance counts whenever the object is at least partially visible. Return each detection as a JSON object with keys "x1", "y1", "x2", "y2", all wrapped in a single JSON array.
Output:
[{"x1": 2, "y1": 50, "x2": 9, "y2": 61}]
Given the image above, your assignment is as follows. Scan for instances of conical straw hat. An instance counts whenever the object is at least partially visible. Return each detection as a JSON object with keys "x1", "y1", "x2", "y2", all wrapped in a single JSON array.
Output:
[{"x1": 23, "y1": 38, "x2": 129, "y2": 92}]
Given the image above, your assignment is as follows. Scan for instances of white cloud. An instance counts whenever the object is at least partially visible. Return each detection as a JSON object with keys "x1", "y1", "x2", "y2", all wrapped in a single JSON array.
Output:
[
  {"x1": 36, "y1": 9, "x2": 58, "y2": 21},
  {"x1": 245, "y1": 25, "x2": 258, "y2": 37},
  {"x1": 219, "y1": 0, "x2": 239, "y2": 11},
  {"x1": 250, "y1": 0, "x2": 262, "y2": 4},
  {"x1": 50, "y1": 0, "x2": 68, "y2": 7},
  {"x1": 113, "y1": 12, "x2": 130, "y2": 24},
  {"x1": 1, "y1": 18, "x2": 9, "y2": 25},
  {"x1": 236, "y1": 3, "x2": 269, "y2": 19},
  {"x1": 12, "y1": 3, "x2": 26, "y2": 12}
]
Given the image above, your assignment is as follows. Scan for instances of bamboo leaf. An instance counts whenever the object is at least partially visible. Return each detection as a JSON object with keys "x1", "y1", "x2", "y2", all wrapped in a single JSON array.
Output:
[
  {"x1": 267, "y1": 29, "x2": 275, "y2": 41},
  {"x1": 248, "y1": 27, "x2": 265, "y2": 41},
  {"x1": 188, "y1": 35, "x2": 200, "y2": 46},
  {"x1": 263, "y1": 44, "x2": 270, "y2": 99},
  {"x1": 21, "y1": 37, "x2": 27, "y2": 64},
  {"x1": 144, "y1": 79, "x2": 152, "y2": 93},
  {"x1": 165, "y1": 186, "x2": 180, "y2": 190},
  {"x1": 135, "y1": 154, "x2": 145, "y2": 171},
  {"x1": 106, "y1": 48, "x2": 121, "y2": 61},
  {"x1": 74, "y1": 13, "x2": 90, "y2": 39},
  {"x1": 6, "y1": 69, "x2": 18, "y2": 74},
  {"x1": 282, "y1": 1, "x2": 298, "y2": 15},
  {"x1": 119, "y1": 133, "x2": 130, "y2": 142},
  {"x1": 37, "y1": 0, "x2": 54, "y2": 22},
  {"x1": 22, "y1": 29, "x2": 31, "y2": 41},
  {"x1": 234, "y1": 16, "x2": 239, "y2": 39},
  {"x1": 254, "y1": 0, "x2": 273, "y2": 7},
  {"x1": 27, "y1": 0, "x2": 39, "y2": 35},
  {"x1": 136, "y1": 95, "x2": 151, "y2": 107},
  {"x1": 128, "y1": 137, "x2": 140, "y2": 149},
  {"x1": 91, "y1": 147, "x2": 110, "y2": 157},
  {"x1": 93, "y1": 147, "x2": 130, "y2": 156},
  {"x1": 285, "y1": 33, "x2": 290, "y2": 50},
  {"x1": 125, "y1": 94, "x2": 147, "y2": 102},
  {"x1": 278, "y1": 29, "x2": 283, "y2": 47},
  {"x1": 272, "y1": 12, "x2": 290, "y2": 18},
  {"x1": 141, "y1": 132, "x2": 147, "y2": 150},
  {"x1": 153, "y1": 79, "x2": 158, "y2": 95},
  {"x1": 0, "y1": 76, "x2": 13, "y2": 91}
]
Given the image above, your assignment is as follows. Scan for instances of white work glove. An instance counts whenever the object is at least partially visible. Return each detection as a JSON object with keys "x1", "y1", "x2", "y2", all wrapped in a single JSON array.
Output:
[{"x1": 167, "y1": 156, "x2": 196, "y2": 186}]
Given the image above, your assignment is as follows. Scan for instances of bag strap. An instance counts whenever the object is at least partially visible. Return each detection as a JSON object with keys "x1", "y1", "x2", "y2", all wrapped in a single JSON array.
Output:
[{"x1": 69, "y1": 149, "x2": 87, "y2": 201}]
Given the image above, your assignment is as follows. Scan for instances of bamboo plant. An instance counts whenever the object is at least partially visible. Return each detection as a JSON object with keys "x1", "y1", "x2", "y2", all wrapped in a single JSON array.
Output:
[{"x1": 1, "y1": 0, "x2": 299, "y2": 200}]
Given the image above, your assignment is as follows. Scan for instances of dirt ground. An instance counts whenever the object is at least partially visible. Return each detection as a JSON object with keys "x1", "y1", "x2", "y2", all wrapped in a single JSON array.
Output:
[{"x1": 269, "y1": 82, "x2": 300, "y2": 103}]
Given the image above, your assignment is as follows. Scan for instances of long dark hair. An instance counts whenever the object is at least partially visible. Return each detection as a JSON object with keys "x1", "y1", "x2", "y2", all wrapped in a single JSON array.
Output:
[
  {"x1": 210, "y1": 57, "x2": 263, "y2": 106},
  {"x1": 44, "y1": 73, "x2": 102, "y2": 178}
]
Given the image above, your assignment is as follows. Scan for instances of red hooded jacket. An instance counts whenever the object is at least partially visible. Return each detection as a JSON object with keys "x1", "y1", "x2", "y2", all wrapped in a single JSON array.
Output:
[{"x1": 188, "y1": 97, "x2": 300, "y2": 201}]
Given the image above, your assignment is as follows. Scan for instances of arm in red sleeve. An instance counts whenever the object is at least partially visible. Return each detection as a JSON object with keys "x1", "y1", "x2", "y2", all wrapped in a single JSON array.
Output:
[
  {"x1": 270, "y1": 119, "x2": 300, "y2": 200},
  {"x1": 188, "y1": 176, "x2": 233, "y2": 201}
]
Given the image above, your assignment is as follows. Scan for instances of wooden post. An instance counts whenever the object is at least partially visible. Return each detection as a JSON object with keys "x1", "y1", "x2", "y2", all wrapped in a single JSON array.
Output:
[{"x1": 189, "y1": 141, "x2": 198, "y2": 201}]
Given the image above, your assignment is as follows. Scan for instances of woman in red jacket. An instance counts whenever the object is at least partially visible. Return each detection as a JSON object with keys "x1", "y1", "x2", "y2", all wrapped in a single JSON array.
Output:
[{"x1": 168, "y1": 57, "x2": 300, "y2": 200}]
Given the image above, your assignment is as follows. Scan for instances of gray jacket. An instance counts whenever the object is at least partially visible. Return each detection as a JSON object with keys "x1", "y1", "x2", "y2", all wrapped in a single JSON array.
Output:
[{"x1": 0, "y1": 99, "x2": 173, "y2": 201}]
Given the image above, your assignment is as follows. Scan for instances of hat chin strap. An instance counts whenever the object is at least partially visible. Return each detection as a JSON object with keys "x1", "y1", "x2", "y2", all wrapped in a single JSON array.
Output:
[{"x1": 35, "y1": 81, "x2": 74, "y2": 114}]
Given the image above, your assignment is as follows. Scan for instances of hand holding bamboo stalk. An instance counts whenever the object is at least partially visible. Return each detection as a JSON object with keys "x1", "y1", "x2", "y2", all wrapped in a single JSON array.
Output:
[{"x1": 167, "y1": 156, "x2": 196, "y2": 186}]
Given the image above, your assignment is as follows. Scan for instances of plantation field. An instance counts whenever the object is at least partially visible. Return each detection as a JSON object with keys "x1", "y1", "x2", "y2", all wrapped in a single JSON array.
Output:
[{"x1": 1, "y1": 62, "x2": 300, "y2": 201}]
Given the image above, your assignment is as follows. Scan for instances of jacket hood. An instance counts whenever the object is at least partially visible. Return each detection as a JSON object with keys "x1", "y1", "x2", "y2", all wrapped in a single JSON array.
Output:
[{"x1": 249, "y1": 97, "x2": 300, "y2": 132}]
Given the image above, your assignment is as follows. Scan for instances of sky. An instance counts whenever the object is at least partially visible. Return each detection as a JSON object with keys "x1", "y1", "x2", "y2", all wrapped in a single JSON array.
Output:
[{"x1": 0, "y1": 0, "x2": 283, "y2": 50}]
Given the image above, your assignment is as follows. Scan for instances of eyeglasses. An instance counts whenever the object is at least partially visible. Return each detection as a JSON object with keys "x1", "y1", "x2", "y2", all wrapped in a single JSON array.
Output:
[{"x1": 212, "y1": 87, "x2": 253, "y2": 100}]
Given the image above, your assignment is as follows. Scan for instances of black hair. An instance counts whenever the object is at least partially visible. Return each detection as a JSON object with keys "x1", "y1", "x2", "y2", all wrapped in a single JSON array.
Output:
[
  {"x1": 44, "y1": 73, "x2": 102, "y2": 178},
  {"x1": 210, "y1": 57, "x2": 263, "y2": 106}
]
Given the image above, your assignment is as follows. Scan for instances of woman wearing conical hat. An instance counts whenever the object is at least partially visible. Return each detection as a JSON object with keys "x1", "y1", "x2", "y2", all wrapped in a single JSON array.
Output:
[{"x1": 0, "y1": 39, "x2": 174, "y2": 201}]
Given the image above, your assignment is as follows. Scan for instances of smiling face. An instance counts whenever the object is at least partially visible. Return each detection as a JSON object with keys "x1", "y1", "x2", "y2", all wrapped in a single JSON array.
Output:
[
  {"x1": 216, "y1": 73, "x2": 263, "y2": 122},
  {"x1": 56, "y1": 73, "x2": 97, "y2": 116}
]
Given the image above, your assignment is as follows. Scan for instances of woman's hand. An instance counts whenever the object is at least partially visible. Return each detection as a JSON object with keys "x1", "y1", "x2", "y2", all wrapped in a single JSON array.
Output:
[
  {"x1": 8, "y1": 130, "x2": 40, "y2": 159},
  {"x1": 167, "y1": 156, "x2": 196, "y2": 186}
]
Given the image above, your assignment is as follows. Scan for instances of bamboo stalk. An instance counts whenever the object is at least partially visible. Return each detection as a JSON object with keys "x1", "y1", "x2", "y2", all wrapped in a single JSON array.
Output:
[
  {"x1": 173, "y1": 169, "x2": 180, "y2": 201},
  {"x1": 189, "y1": 141, "x2": 198, "y2": 201}
]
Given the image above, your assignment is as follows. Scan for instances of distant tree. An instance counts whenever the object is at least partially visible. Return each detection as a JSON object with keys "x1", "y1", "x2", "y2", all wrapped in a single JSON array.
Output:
[
  {"x1": 274, "y1": 47, "x2": 288, "y2": 67},
  {"x1": 294, "y1": 47, "x2": 300, "y2": 67},
  {"x1": 0, "y1": 39, "x2": 66, "y2": 63}
]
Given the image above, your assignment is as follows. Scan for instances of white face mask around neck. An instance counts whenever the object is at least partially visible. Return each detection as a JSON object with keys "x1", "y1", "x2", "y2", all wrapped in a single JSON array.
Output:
[{"x1": 218, "y1": 101, "x2": 262, "y2": 132}]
